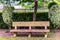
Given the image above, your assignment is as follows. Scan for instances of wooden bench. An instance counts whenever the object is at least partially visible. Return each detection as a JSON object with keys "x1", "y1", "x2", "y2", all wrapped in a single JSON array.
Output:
[{"x1": 10, "y1": 21, "x2": 50, "y2": 38}]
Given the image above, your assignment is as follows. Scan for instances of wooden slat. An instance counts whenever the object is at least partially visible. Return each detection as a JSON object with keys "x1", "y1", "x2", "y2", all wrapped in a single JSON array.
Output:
[
  {"x1": 10, "y1": 29, "x2": 50, "y2": 33},
  {"x1": 10, "y1": 29, "x2": 30, "y2": 32},
  {"x1": 30, "y1": 29, "x2": 50, "y2": 32},
  {"x1": 12, "y1": 21, "x2": 50, "y2": 27}
]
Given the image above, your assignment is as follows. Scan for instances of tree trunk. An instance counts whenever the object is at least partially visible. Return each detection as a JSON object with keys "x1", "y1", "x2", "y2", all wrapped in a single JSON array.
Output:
[{"x1": 33, "y1": 0, "x2": 38, "y2": 21}]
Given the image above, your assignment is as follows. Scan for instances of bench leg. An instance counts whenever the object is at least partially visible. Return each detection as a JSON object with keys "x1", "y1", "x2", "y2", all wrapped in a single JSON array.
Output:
[
  {"x1": 28, "y1": 34, "x2": 31, "y2": 37},
  {"x1": 13, "y1": 32, "x2": 17, "y2": 37},
  {"x1": 45, "y1": 33, "x2": 48, "y2": 38},
  {"x1": 28, "y1": 26, "x2": 31, "y2": 37},
  {"x1": 28, "y1": 33, "x2": 31, "y2": 37}
]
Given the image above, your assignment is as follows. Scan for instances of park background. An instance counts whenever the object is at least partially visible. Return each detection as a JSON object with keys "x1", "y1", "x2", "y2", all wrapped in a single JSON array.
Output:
[{"x1": 0, "y1": 0, "x2": 60, "y2": 40}]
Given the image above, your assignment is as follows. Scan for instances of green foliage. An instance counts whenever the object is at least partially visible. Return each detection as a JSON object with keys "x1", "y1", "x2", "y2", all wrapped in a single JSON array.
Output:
[
  {"x1": 20, "y1": 0, "x2": 33, "y2": 2},
  {"x1": 38, "y1": 0, "x2": 44, "y2": 8},
  {"x1": 48, "y1": 5, "x2": 60, "y2": 28},
  {"x1": 21, "y1": 2, "x2": 34, "y2": 8},
  {"x1": 2, "y1": 5, "x2": 12, "y2": 26},
  {"x1": 48, "y1": 2, "x2": 57, "y2": 9},
  {"x1": 0, "y1": 12, "x2": 48, "y2": 29},
  {"x1": 13, "y1": 12, "x2": 48, "y2": 21},
  {"x1": 11, "y1": 7, "x2": 15, "y2": 11}
]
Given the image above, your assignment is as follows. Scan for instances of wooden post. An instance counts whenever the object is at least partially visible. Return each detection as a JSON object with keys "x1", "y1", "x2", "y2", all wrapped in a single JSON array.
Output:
[
  {"x1": 28, "y1": 26, "x2": 31, "y2": 37},
  {"x1": 15, "y1": 26, "x2": 17, "y2": 29},
  {"x1": 14, "y1": 26, "x2": 17, "y2": 37},
  {"x1": 45, "y1": 26, "x2": 47, "y2": 38},
  {"x1": 45, "y1": 33, "x2": 48, "y2": 38},
  {"x1": 28, "y1": 33, "x2": 31, "y2": 38},
  {"x1": 29, "y1": 26, "x2": 31, "y2": 30},
  {"x1": 13, "y1": 33, "x2": 16, "y2": 37},
  {"x1": 45, "y1": 26, "x2": 47, "y2": 29}
]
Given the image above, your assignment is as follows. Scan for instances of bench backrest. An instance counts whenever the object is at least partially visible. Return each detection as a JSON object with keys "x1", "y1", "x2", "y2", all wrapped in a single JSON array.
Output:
[{"x1": 12, "y1": 21, "x2": 50, "y2": 27}]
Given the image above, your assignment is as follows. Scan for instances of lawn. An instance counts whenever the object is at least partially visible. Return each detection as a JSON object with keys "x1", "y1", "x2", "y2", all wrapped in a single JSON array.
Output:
[
  {"x1": 0, "y1": 36, "x2": 58, "y2": 40},
  {"x1": 0, "y1": 9, "x2": 49, "y2": 13}
]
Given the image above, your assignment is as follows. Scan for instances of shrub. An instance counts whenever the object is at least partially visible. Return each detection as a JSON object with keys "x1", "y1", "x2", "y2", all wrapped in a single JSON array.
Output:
[
  {"x1": 48, "y1": 5, "x2": 60, "y2": 28},
  {"x1": 2, "y1": 5, "x2": 12, "y2": 27}
]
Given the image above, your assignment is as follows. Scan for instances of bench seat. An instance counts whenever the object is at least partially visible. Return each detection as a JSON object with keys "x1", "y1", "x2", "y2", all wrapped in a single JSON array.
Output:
[
  {"x1": 10, "y1": 29, "x2": 30, "y2": 32},
  {"x1": 30, "y1": 29, "x2": 50, "y2": 32},
  {"x1": 10, "y1": 29, "x2": 50, "y2": 33}
]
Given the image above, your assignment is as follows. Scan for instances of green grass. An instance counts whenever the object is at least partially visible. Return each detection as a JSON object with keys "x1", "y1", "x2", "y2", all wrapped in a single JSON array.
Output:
[
  {"x1": 0, "y1": 36, "x2": 8, "y2": 40},
  {"x1": 0, "y1": 9, "x2": 48, "y2": 13},
  {"x1": 0, "y1": 36, "x2": 58, "y2": 40}
]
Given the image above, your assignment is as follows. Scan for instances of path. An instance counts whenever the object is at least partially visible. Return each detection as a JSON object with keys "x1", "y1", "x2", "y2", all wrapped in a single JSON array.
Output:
[
  {"x1": 53, "y1": 30, "x2": 60, "y2": 40},
  {"x1": 0, "y1": 29, "x2": 13, "y2": 37},
  {"x1": 49, "y1": 30, "x2": 60, "y2": 40}
]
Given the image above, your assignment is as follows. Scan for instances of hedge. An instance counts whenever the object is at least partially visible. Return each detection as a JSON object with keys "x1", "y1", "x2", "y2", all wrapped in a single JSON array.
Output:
[{"x1": 0, "y1": 12, "x2": 49, "y2": 29}]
